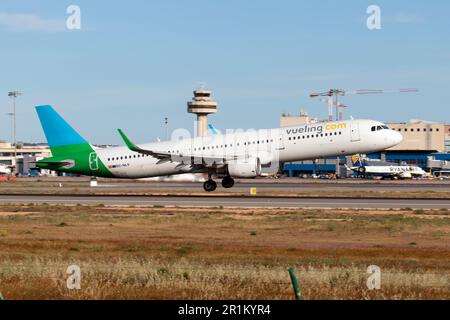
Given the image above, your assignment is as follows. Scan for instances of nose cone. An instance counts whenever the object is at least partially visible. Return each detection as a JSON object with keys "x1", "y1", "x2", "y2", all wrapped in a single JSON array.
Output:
[
  {"x1": 383, "y1": 130, "x2": 403, "y2": 149},
  {"x1": 393, "y1": 131, "x2": 403, "y2": 145},
  {"x1": 387, "y1": 130, "x2": 403, "y2": 148}
]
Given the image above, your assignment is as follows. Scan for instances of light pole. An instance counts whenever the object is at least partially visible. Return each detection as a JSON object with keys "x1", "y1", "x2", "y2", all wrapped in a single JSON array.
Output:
[
  {"x1": 164, "y1": 117, "x2": 169, "y2": 141},
  {"x1": 8, "y1": 91, "x2": 22, "y2": 175}
]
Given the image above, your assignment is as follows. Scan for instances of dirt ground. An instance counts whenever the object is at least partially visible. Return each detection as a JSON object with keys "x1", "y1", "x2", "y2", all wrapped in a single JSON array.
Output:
[{"x1": 0, "y1": 204, "x2": 448, "y2": 300}]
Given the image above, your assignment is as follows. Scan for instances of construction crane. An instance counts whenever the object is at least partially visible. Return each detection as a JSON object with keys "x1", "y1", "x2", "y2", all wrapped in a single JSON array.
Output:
[
  {"x1": 318, "y1": 98, "x2": 348, "y2": 122},
  {"x1": 309, "y1": 88, "x2": 419, "y2": 121}
]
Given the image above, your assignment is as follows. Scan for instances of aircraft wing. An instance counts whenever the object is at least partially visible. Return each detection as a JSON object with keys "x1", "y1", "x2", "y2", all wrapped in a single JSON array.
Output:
[
  {"x1": 344, "y1": 164, "x2": 356, "y2": 172},
  {"x1": 117, "y1": 129, "x2": 241, "y2": 166},
  {"x1": 397, "y1": 171, "x2": 412, "y2": 178}
]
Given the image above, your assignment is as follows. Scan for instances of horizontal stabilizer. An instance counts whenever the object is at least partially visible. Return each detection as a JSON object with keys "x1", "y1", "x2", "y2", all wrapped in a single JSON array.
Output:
[{"x1": 34, "y1": 160, "x2": 74, "y2": 168}]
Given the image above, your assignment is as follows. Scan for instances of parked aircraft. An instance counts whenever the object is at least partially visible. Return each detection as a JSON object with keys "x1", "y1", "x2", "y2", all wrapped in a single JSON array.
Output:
[{"x1": 347, "y1": 155, "x2": 427, "y2": 179}]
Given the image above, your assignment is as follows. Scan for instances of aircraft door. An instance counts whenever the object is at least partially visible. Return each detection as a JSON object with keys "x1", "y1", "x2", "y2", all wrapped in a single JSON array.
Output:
[
  {"x1": 350, "y1": 123, "x2": 361, "y2": 142},
  {"x1": 243, "y1": 135, "x2": 250, "y2": 160},
  {"x1": 277, "y1": 131, "x2": 285, "y2": 151}
]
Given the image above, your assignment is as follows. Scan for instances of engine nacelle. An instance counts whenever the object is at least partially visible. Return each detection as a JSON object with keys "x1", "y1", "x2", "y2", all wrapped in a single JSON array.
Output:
[{"x1": 227, "y1": 157, "x2": 262, "y2": 178}]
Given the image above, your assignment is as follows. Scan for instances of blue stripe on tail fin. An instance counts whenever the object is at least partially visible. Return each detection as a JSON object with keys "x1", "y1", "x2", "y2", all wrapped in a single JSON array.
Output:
[{"x1": 35, "y1": 105, "x2": 87, "y2": 148}]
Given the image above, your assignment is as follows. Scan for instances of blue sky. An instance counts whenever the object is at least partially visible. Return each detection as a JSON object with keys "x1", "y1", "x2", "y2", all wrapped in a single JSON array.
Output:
[{"x1": 0, "y1": 0, "x2": 449, "y2": 144}]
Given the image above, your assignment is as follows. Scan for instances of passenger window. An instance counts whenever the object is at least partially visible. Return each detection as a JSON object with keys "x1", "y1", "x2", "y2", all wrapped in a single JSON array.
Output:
[{"x1": 371, "y1": 126, "x2": 376, "y2": 132}]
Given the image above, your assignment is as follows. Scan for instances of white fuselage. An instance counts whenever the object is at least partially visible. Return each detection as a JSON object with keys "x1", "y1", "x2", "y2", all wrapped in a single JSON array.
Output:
[
  {"x1": 356, "y1": 165, "x2": 427, "y2": 178},
  {"x1": 95, "y1": 119, "x2": 403, "y2": 179}
]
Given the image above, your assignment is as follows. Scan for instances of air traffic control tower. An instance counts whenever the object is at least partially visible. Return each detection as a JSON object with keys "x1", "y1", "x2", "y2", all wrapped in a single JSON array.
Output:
[{"x1": 187, "y1": 88, "x2": 218, "y2": 137}]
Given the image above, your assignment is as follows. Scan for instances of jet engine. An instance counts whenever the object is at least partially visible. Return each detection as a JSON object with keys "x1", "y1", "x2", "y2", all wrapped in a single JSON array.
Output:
[{"x1": 227, "y1": 157, "x2": 262, "y2": 178}]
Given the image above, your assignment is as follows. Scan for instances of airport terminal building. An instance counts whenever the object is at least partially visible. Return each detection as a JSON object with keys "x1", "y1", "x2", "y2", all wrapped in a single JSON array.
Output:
[{"x1": 0, "y1": 141, "x2": 51, "y2": 176}]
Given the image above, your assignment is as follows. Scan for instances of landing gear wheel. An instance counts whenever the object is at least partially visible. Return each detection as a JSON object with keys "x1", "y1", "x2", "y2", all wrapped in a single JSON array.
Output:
[
  {"x1": 221, "y1": 176, "x2": 235, "y2": 189},
  {"x1": 203, "y1": 180, "x2": 217, "y2": 192}
]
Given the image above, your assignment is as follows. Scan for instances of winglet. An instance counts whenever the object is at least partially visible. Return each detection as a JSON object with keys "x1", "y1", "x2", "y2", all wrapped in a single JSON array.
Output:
[
  {"x1": 117, "y1": 129, "x2": 167, "y2": 159},
  {"x1": 117, "y1": 129, "x2": 139, "y2": 152}
]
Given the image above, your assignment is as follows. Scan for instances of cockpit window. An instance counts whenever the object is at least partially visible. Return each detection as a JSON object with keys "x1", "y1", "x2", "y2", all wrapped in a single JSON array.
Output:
[{"x1": 371, "y1": 125, "x2": 390, "y2": 132}]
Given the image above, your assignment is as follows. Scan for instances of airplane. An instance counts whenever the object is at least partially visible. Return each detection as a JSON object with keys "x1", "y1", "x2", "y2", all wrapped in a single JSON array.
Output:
[
  {"x1": 34, "y1": 105, "x2": 403, "y2": 191},
  {"x1": 346, "y1": 155, "x2": 428, "y2": 179}
]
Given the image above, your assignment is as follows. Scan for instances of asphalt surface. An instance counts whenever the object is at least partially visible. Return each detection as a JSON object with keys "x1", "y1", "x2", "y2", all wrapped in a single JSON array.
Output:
[
  {"x1": 1, "y1": 194, "x2": 449, "y2": 209},
  {"x1": 4, "y1": 179, "x2": 450, "y2": 193}
]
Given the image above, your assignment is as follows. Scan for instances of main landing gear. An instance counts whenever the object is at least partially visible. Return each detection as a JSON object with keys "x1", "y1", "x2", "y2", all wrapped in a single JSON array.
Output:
[
  {"x1": 203, "y1": 176, "x2": 235, "y2": 192},
  {"x1": 203, "y1": 179, "x2": 217, "y2": 192},
  {"x1": 221, "y1": 176, "x2": 235, "y2": 189}
]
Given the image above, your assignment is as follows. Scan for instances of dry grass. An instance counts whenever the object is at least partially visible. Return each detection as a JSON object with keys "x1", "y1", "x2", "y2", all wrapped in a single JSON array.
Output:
[
  {"x1": 0, "y1": 188, "x2": 449, "y2": 199},
  {"x1": 0, "y1": 204, "x2": 448, "y2": 300}
]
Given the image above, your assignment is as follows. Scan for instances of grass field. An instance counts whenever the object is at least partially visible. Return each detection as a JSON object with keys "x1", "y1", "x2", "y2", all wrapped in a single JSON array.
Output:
[{"x1": 0, "y1": 204, "x2": 448, "y2": 300}]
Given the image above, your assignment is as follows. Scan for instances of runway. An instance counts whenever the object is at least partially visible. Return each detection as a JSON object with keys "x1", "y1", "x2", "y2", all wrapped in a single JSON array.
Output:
[
  {"x1": 4, "y1": 178, "x2": 450, "y2": 193},
  {"x1": 1, "y1": 194, "x2": 449, "y2": 209}
]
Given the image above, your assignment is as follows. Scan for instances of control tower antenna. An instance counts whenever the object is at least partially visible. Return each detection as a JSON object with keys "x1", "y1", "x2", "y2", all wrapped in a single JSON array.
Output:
[{"x1": 187, "y1": 84, "x2": 218, "y2": 137}]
